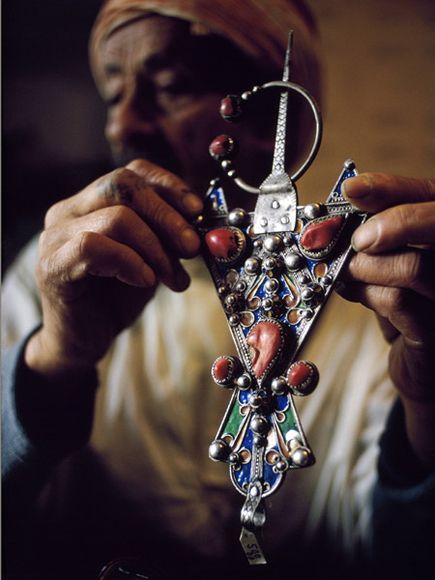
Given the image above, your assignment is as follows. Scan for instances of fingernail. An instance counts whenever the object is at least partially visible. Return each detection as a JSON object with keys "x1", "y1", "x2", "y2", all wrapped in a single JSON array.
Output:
[
  {"x1": 175, "y1": 269, "x2": 190, "y2": 291},
  {"x1": 181, "y1": 228, "x2": 201, "y2": 254},
  {"x1": 142, "y1": 266, "x2": 156, "y2": 287},
  {"x1": 351, "y1": 218, "x2": 378, "y2": 251},
  {"x1": 342, "y1": 174, "x2": 371, "y2": 200},
  {"x1": 182, "y1": 192, "x2": 203, "y2": 214}
]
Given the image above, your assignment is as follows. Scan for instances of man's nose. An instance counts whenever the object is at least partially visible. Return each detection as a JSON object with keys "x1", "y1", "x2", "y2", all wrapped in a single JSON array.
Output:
[{"x1": 105, "y1": 93, "x2": 159, "y2": 150}]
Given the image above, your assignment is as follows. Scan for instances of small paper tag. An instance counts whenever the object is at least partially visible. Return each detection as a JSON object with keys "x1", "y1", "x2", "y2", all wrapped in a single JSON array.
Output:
[{"x1": 239, "y1": 527, "x2": 267, "y2": 565}]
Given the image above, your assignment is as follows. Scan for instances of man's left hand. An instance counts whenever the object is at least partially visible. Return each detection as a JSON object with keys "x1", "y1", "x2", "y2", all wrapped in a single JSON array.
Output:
[{"x1": 340, "y1": 173, "x2": 435, "y2": 467}]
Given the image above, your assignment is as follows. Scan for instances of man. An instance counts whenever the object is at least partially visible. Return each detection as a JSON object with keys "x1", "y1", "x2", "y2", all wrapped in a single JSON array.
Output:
[{"x1": 2, "y1": 1, "x2": 435, "y2": 579}]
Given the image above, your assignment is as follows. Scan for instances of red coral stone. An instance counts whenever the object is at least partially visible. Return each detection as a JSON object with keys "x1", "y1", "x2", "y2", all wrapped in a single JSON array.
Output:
[
  {"x1": 220, "y1": 95, "x2": 241, "y2": 120},
  {"x1": 213, "y1": 357, "x2": 232, "y2": 382},
  {"x1": 205, "y1": 228, "x2": 240, "y2": 260},
  {"x1": 300, "y1": 216, "x2": 344, "y2": 251},
  {"x1": 287, "y1": 361, "x2": 312, "y2": 387},
  {"x1": 247, "y1": 321, "x2": 283, "y2": 379},
  {"x1": 209, "y1": 134, "x2": 235, "y2": 159}
]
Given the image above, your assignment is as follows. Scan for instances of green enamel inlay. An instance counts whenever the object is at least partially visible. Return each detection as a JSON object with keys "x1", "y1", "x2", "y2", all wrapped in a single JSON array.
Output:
[
  {"x1": 220, "y1": 399, "x2": 245, "y2": 438},
  {"x1": 279, "y1": 406, "x2": 298, "y2": 436}
]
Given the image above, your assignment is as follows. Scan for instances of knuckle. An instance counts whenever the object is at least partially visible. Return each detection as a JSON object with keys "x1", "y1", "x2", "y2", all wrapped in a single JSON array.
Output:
[
  {"x1": 102, "y1": 205, "x2": 134, "y2": 237},
  {"x1": 77, "y1": 230, "x2": 98, "y2": 259},
  {"x1": 126, "y1": 158, "x2": 150, "y2": 173},
  {"x1": 36, "y1": 252, "x2": 62, "y2": 291},
  {"x1": 404, "y1": 251, "x2": 424, "y2": 288},
  {"x1": 44, "y1": 200, "x2": 63, "y2": 228},
  {"x1": 98, "y1": 167, "x2": 142, "y2": 206},
  {"x1": 35, "y1": 254, "x2": 50, "y2": 286},
  {"x1": 150, "y1": 201, "x2": 169, "y2": 225},
  {"x1": 382, "y1": 287, "x2": 408, "y2": 316},
  {"x1": 421, "y1": 178, "x2": 435, "y2": 198},
  {"x1": 38, "y1": 229, "x2": 49, "y2": 253}
]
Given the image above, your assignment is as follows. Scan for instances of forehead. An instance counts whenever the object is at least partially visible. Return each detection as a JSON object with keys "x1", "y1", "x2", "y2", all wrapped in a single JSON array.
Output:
[{"x1": 101, "y1": 15, "x2": 192, "y2": 73}]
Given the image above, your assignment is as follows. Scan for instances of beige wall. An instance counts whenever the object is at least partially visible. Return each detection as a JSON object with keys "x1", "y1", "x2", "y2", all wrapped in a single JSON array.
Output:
[{"x1": 298, "y1": 0, "x2": 435, "y2": 203}]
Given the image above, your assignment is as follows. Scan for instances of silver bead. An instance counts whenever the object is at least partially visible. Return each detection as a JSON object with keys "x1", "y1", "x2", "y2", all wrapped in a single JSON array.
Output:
[
  {"x1": 320, "y1": 275, "x2": 333, "y2": 286},
  {"x1": 236, "y1": 373, "x2": 252, "y2": 390},
  {"x1": 229, "y1": 314, "x2": 240, "y2": 326},
  {"x1": 284, "y1": 253, "x2": 302, "y2": 270},
  {"x1": 302, "y1": 308, "x2": 314, "y2": 319},
  {"x1": 283, "y1": 234, "x2": 293, "y2": 246},
  {"x1": 275, "y1": 459, "x2": 288, "y2": 473},
  {"x1": 260, "y1": 217, "x2": 268, "y2": 227},
  {"x1": 253, "y1": 239, "x2": 263, "y2": 249},
  {"x1": 261, "y1": 297, "x2": 274, "y2": 311},
  {"x1": 241, "y1": 91, "x2": 252, "y2": 100},
  {"x1": 228, "y1": 208, "x2": 248, "y2": 226},
  {"x1": 217, "y1": 285, "x2": 227, "y2": 296},
  {"x1": 303, "y1": 203, "x2": 323, "y2": 220},
  {"x1": 280, "y1": 215, "x2": 290, "y2": 225},
  {"x1": 221, "y1": 159, "x2": 232, "y2": 170},
  {"x1": 249, "y1": 393, "x2": 263, "y2": 409},
  {"x1": 271, "y1": 199, "x2": 280, "y2": 209},
  {"x1": 235, "y1": 280, "x2": 247, "y2": 293},
  {"x1": 301, "y1": 287, "x2": 314, "y2": 301},
  {"x1": 264, "y1": 278, "x2": 279, "y2": 294},
  {"x1": 251, "y1": 415, "x2": 269, "y2": 434},
  {"x1": 291, "y1": 446, "x2": 311, "y2": 467},
  {"x1": 264, "y1": 235, "x2": 282, "y2": 253},
  {"x1": 299, "y1": 274, "x2": 310, "y2": 285},
  {"x1": 226, "y1": 293, "x2": 238, "y2": 306},
  {"x1": 244, "y1": 256, "x2": 261, "y2": 275},
  {"x1": 263, "y1": 257, "x2": 277, "y2": 271},
  {"x1": 271, "y1": 377, "x2": 287, "y2": 395},
  {"x1": 228, "y1": 452, "x2": 240, "y2": 465},
  {"x1": 253, "y1": 434, "x2": 267, "y2": 447},
  {"x1": 209, "y1": 439, "x2": 229, "y2": 461}
]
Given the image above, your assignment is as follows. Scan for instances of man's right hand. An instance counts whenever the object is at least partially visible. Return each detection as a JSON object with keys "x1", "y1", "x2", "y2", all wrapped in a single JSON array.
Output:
[{"x1": 25, "y1": 159, "x2": 203, "y2": 379}]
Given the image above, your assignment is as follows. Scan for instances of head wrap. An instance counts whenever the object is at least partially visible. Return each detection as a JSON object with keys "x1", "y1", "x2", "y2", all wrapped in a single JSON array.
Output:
[{"x1": 89, "y1": 0, "x2": 321, "y2": 102}]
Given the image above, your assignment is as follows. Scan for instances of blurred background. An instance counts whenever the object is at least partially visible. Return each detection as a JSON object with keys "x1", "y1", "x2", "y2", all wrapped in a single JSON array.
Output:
[{"x1": 3, "y1": 0, "x2": 435, "y2": 273}]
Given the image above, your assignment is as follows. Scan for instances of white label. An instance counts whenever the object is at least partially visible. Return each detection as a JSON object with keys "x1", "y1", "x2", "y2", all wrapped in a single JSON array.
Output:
[{"x1": 239, "y1": 527, "x2": 267, "y2": 565}]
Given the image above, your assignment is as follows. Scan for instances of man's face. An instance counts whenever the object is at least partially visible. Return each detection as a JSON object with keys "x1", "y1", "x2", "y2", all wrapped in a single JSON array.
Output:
[{"x1": 99, "y1": 16, "x2": 275, "y2": 195}]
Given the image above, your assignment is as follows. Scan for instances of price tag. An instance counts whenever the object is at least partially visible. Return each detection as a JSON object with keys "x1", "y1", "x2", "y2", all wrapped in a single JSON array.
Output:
[{"x1": 239, "y1": 527, "x2": 267, "y2": 565}]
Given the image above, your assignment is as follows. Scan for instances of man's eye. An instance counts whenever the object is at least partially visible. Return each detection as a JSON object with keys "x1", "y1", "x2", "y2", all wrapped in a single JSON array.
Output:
[{"x1": 158, "y1": 79, "x2": 192, "y2": 96}]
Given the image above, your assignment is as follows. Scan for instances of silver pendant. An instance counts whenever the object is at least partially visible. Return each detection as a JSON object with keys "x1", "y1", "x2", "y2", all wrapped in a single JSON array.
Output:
[{"x1": 196, "y1": 31, "x2": 367, "y2": 564}]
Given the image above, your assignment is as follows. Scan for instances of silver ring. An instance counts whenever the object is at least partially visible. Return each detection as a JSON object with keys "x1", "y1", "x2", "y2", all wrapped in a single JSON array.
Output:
[{"x1": 233, "y1": 81, "x2": 322, "y2": 194}]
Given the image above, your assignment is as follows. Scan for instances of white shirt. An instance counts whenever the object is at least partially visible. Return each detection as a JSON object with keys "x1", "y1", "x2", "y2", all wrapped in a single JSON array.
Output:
[{"x1": 2, "y1": 237, "x2": 395, "y2": 558}]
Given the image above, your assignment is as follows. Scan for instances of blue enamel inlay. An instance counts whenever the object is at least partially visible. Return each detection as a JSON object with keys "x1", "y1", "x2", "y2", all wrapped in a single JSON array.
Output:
[
  {"x1": 238, "y1": 390, "x2": 251, "y2": 404},
  {"x1": 273, "y1": 394, "x2": 289, "y2": 412}
]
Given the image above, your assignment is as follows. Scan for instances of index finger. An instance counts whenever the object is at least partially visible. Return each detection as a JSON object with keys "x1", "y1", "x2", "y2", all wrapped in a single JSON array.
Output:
[
  {"x1": 127, "y1": 159, "x2": 203, "y2": 217},
  {"x1": 342, "y1": 173, "x2": 435, "y2": 213},
  {"x1": 46, "y1": 160, "x2": 203, "y2": 226}
]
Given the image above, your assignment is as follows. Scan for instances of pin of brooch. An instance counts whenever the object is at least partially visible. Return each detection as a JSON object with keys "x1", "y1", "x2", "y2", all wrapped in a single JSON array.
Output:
[{"x1": 196, "y1": 31, "x2": 367, "y2": 565}]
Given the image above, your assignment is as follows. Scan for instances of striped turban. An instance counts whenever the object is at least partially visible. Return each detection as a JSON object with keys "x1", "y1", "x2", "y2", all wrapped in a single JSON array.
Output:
[{"x1": 89, "y1": 0, "x2": 321, "y2": 102}]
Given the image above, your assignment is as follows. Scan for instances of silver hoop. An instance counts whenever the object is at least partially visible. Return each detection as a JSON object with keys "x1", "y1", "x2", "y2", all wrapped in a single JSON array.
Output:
[{"x1": 231, "y1": 81, "x2": 322, "y2": 195}]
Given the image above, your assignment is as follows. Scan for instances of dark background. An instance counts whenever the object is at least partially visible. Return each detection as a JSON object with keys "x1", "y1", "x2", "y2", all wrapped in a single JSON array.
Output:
[
  {"x1": 3, "y1": 0, "x2": 435, "y2": 274},
  {"x1": 3, "y1": 0, "x2": 109, "y2": 272}
]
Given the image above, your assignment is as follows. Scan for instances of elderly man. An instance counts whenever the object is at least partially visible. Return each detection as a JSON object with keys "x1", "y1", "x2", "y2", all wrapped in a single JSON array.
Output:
[{"x1": 2, "y1": 1, "x2": 435, "y2": 579}]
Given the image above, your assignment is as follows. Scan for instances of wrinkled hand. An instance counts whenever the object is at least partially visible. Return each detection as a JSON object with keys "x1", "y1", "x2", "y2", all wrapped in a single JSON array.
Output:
[
  {"x1": 341, "y1": 173, "x2": 435, "y2": 465},
  {"x1": 25, "y1": 159, "x2": 203, "y2": 378}
]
